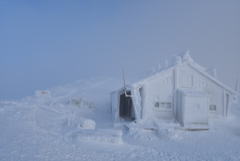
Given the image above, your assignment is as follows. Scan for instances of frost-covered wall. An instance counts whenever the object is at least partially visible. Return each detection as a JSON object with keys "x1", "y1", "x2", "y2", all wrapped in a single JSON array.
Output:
[
  {"x1": 143, "y1": 70, "x2": 174, "y2": 120},
  {"x1": 183, "y1": 96, "x2": 209, "y2": 125},
  {"x1": 177, "y1": 89, "x2": 210, "y2": 125},
  {"x1": 179, "y1": 65, "x2": 223, "y2": 118}
]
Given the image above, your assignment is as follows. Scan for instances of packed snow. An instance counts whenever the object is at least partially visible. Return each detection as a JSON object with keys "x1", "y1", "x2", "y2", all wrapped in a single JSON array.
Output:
[{"x1": 0, "y1": 77, "x2": 240, "y2": 160}]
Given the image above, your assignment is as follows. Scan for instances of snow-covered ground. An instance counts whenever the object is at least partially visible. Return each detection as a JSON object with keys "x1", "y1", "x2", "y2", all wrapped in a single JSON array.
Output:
[{"x1": 0, "y1": 77, "x2": 240, "y2": 161}]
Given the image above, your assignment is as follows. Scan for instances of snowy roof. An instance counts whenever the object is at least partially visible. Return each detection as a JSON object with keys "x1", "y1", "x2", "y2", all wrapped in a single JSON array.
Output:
[
  {"x1": 130, "y1": 51, "x2": 237, "y2": 95},
  {"x1": 178, "y1": 88, "x2": 210, "y2": 97},
  {"x1": 131, "y1": 66, "x2": 175, "y2": 88},
  {"x1": 187, "y1": 63, "x2": 237, "y2": 95}
]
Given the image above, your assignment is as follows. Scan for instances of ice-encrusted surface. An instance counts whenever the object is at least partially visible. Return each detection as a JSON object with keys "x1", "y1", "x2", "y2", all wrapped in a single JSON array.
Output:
[{"x1": 0, "y1": 77, "x2": 240, "y2": 161}]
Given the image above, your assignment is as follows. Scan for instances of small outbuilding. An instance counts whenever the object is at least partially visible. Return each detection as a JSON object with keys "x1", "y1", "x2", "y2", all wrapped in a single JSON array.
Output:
[
  {"x1": 110, "y1": 51, "x2": 238, "y2": 126},
  {"x1": 177, "y1": 89, "x2": 210, "y2": 126}
]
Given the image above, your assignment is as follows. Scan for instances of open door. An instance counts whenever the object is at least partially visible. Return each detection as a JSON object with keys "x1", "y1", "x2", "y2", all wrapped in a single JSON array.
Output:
[{"x1": 119, "y1": 91, "x2": 134, "y2": 120}]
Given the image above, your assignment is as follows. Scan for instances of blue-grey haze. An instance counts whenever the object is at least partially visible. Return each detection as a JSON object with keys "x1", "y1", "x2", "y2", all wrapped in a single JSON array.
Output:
[{"x1": 0, "y1": 0, "x2": 240, "y2": 99}]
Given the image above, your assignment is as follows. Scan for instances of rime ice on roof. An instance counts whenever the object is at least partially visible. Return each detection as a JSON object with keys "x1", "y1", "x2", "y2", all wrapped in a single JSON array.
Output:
[
  {"x1": 172, "y1": 56, "x2": 182, "y2": 66},
  {"x1": 181, "y1": 50, "x2": 193, "y2": 63}
]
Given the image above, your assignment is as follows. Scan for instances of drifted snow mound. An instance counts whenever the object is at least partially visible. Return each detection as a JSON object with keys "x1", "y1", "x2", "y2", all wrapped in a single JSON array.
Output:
[
  {"x1": 74, "y1": 129, "x2": 123, "y2": 144},
  {"x1": 80, "y1": 119, "x2": 96, "y2": 129},
  {"x1": 127, "y1": 127, "x2": 158, "y2": 141},
  {"x1": 158, "y1": 128, "x2": 180, "y2": 140},
  {"x1": 66, "y1": 117, "x2": 96, "y2": 129}
]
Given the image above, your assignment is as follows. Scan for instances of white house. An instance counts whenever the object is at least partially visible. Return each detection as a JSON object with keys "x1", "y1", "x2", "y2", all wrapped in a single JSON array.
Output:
[{"x1": 110, "y1": 51, "x2": 238, "y2": 126}]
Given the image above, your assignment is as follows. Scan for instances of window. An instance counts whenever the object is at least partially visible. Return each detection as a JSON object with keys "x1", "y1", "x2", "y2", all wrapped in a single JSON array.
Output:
[
  {"x1": 160, "y1": 102, "x2": 172, "y2": 109},
  {"x1": 209, "y1": 105, "x2": 216, "y2": 111},
  {"x1": 154, "y1": 102, "x2": 172, "y2": 110}
]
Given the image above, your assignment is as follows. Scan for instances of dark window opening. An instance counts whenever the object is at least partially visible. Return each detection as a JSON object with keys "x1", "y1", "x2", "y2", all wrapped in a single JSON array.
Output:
[
  {"x1": 209, "y1": 105, "x2": 216, "y2": 111},
  {"x1": 119, "y1": 91, "x2": 135, "y2": 120}
]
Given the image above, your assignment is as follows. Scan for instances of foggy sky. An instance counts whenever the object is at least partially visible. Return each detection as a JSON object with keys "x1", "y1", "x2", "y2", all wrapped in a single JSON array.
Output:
[{"x1": 1, "y1": 0, "x2": 240, "y2": 100}]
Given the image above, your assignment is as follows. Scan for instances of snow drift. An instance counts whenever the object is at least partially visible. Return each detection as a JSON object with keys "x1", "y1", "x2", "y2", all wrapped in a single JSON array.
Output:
[{"x1": 0, "y1": 76, "x2": 240, "y2": 161}]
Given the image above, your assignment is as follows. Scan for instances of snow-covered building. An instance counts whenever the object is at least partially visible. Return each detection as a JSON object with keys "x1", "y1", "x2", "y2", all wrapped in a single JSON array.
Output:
[{"x1": 110, "y1": 51, "x2": 238, "y2": 126}]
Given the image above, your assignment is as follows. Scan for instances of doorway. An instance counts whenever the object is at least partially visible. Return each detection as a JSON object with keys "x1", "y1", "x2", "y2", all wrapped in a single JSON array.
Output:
[{"x1": 119, "y1": 91, "x2": 134, "y2": 120}]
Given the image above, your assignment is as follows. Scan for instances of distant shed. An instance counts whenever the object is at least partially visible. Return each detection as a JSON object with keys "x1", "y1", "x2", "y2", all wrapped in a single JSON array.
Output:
[{"x1": 177, "y1": 89, "x2": 210, "y2": 126}]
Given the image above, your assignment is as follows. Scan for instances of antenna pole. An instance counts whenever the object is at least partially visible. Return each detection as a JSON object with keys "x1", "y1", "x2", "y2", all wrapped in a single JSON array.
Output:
[
  {"x1": 122, "y1": 68, "x2": 131, "y2": 97},
  {"x1": 122, "y1": 68, "x2": 126, "y2": 91}
]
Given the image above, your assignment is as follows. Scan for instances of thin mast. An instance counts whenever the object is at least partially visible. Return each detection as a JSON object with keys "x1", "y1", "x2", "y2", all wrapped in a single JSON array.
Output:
[{"x1": 122, "y1": 68, "x2": 131, "y2": 97}]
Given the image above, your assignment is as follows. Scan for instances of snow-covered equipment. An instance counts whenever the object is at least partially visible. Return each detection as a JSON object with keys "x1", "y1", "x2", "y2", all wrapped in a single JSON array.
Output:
[
  {"x1": 111, "y1": 51, "x2": 238, "y2": 126},
  {"x1": 70, "y1": 98, "x2": 95, "y2": 108},
  {"x1": 35, "y1": 90, "x2": 51, "y2": 97},
  {"x1": 70, "y1": 98, "x2": 83, "y2": 107},
  {"x1": 66, "y1": 117, "x2": 96, "y2": 129}
]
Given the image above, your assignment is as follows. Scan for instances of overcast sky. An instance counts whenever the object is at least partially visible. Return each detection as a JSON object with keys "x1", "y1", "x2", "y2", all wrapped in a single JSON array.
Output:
[{"x1": 1, "y1": 0, "x2": 240, "y2": 100}]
